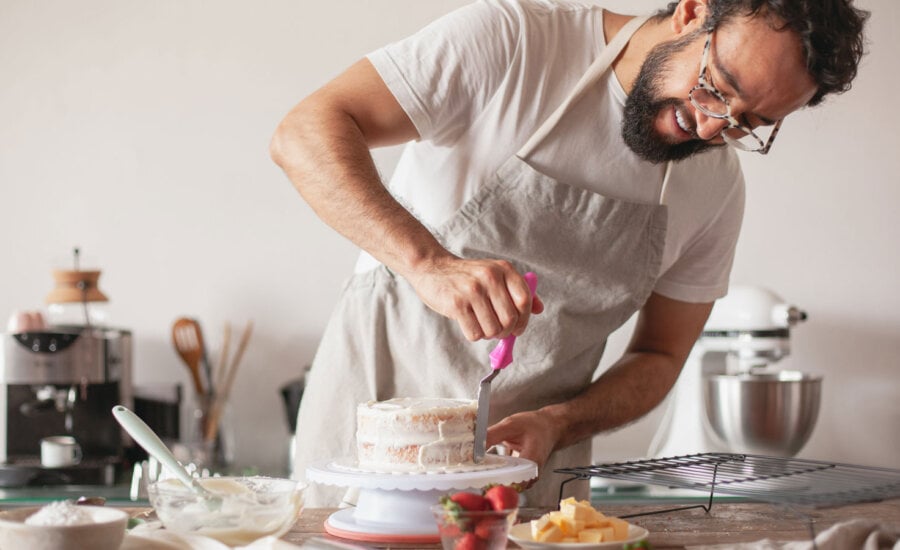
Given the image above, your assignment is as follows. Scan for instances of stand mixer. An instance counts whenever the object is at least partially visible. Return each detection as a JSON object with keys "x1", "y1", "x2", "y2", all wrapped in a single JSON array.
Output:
[{"x1": 649, "y1": 285, "x2": 821, "y2": 458}]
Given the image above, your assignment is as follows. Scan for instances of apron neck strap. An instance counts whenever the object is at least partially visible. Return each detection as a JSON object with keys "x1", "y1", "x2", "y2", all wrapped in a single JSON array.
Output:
[
  {"x1": 517, "y1": 13, "x2": 651, "y2": 159},
  {"x1": 659, "y1": 160, "x2": 674, "y2": 206}
]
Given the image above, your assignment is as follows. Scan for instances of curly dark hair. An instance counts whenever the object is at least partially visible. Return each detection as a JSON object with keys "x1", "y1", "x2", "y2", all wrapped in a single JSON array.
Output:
[{"x1": 656, "y1": 0, "x2": 869, "y2": 106}]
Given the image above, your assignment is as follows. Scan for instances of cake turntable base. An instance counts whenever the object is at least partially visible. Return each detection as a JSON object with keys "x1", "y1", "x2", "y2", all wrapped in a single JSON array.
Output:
[{"x1": 306, "y1": 455, "x2": 538, "y2": 543}]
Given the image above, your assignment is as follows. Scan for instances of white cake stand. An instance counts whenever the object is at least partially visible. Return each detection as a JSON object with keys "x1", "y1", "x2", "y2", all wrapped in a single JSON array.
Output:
[{"x1": 306, "y1": 455, "x2": 538, "y2": 543}]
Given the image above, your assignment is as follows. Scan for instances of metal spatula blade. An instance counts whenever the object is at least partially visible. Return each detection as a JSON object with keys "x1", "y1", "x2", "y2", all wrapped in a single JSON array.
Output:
[
  {"x1": 473, "y1": 272, "x2": 538, "y2": 462},
  {"x1": 474, "y1": 369, "x2": 500, "y2": 460}
]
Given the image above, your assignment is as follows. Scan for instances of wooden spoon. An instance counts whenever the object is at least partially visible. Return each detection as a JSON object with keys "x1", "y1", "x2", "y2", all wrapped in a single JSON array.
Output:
[
  {"x1": 204, "y1": 320, "x2": 253, "y2": 443},
  {"x1": 172, "y1": 317, "x2": 205, "y2": 396}
]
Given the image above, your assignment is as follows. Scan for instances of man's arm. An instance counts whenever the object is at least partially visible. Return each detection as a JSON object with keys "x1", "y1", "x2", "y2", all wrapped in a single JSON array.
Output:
[
  {"x1": 270, "y1": 58, "x2": 541, "y2": 341},
  {"x1": 487, "y1": 292, "x2": 713, "y2": 469}
]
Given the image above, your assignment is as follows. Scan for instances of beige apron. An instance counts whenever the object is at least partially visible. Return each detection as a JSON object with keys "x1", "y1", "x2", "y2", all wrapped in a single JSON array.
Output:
[{"x1": 295, "y1": 14, "x2": 667, "y2": 507}]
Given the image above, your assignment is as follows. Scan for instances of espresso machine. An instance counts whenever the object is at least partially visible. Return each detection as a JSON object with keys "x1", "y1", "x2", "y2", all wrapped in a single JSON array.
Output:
[
  {"x1": 648, "y1": 285, "x2": 821, "y2": 458},
  {"x1": 0, "y1": 253, "x2": 133, "y2": 486}
]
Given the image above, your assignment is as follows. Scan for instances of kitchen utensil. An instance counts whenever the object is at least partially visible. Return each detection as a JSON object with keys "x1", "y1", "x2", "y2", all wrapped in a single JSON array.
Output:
[
  {"x1": 214, "y1": 321, "x2": 232, "y2": 395},
  {"x1": 172, "y1": 318, "x2": 206, "y2": 396},
  {"x1": 196, "y1": 321, "x2": 213, "y2": 393},
  {"x1": 307, "y1": 455, "x2": 536, "y2": 542},
  {"x1": 281, "y1": 377, "x2": 305, "y2": 433},
  {"x1": 704, "y1": 370, "x2": 822, "y2": 456},
  {"x1": 204, "y1": 320, "x2": 253, "y2": 443},
  {"x1": 111, "y1": 405, "x2": 216, "y2": 503},
  {"x1": 556, "y1": 452, "x2": 900, "y2": 510},
  {"x1": 474, "y1": 272, "x2": 538, "y2": 462}
]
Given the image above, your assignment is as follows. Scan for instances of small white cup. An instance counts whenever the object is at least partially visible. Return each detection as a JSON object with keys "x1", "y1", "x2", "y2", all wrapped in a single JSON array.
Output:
[{"x1": 40, "y1": 435, "x2": 82, "y2": 468}]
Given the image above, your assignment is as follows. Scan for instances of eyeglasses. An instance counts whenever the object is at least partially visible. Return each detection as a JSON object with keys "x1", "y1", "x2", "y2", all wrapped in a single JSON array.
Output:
[{"x1": 689, "y1": 30, "x2": 782, "y2": 154}]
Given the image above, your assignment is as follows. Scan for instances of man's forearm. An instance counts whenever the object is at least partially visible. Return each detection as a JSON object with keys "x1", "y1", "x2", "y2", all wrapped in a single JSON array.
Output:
[
  {"x1": 270, "y1": 102, "x2": 450, "y2": 279},
  {"x1": 270, "y1": 59, "x2": 544, "y2": 341},
  {"x1": 541, "y1": 350, "x2": 683, "y2": 450}
]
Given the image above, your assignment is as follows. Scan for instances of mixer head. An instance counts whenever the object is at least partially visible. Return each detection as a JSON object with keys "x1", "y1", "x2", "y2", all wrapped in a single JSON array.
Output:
[{"x1": 698, "y1": 285, "x2": 807, "y2": 371}]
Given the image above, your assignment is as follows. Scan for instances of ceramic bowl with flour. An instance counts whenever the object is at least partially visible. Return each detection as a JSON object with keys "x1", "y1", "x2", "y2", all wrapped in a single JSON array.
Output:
[{"x1": 0, "y1": 502, "x2": 128, "y2": 550}]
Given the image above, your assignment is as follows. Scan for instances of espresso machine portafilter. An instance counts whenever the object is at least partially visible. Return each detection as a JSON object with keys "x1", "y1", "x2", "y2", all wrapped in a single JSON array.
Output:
[{"x1": 648, "y1": 285, "x2": 821, "y2": 458}]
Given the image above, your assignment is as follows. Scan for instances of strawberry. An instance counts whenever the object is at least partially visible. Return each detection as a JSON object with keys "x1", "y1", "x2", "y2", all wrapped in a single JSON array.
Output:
[
  {"x1": 454, "y1": 532, "x2": 482, "y2": 550},
  {"x1": 440, "y1": 491, "x2": 490, "y2": 532},
  {"x1": 473, "y1": 515, "x2": 504, "y2": 540},
  {"x1": 442, "y1": 491, "x2": 489, "y2": 512},
  {"x1": 483, "y1": 485, "x2": 519, "y2": 511}
]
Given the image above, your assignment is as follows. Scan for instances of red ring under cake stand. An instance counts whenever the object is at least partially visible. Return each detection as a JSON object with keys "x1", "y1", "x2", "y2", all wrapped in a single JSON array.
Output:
[{"x1": 306, "y1": 455, "x2": 538, "y2": 543}]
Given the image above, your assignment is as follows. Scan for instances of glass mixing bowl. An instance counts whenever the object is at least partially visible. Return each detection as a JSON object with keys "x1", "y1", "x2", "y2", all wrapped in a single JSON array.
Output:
[{"x1": 148, "y1": 476, "x2": 305, "y2": 546}]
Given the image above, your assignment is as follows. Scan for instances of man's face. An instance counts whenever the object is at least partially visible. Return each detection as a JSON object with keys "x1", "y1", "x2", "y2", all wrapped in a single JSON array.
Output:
[
  {"x1": 622, "y1": 30, "x2": 714, "y2": 163},
  {"x1": 622, "y1": 14, "x2": 818, "y2": 164}
]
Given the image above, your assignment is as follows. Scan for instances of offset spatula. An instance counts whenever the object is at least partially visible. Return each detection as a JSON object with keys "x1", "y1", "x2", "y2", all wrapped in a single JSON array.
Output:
[{"x1": 474, "y1": 271, "x2": 538, "y2": 462}]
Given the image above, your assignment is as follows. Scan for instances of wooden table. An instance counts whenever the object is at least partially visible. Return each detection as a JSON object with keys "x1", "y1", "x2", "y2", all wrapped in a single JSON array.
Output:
[{"x1": 275, "y1": 500, "x2": 900, "y2": 549}]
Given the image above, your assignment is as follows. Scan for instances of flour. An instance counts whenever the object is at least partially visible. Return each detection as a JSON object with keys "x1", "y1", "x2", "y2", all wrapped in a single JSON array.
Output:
[{"x1": 24, "y1": 501, "x2": 93, "y2": 526}]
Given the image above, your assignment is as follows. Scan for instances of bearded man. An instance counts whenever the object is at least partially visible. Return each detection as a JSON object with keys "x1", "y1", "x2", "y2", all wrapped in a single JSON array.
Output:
[{"x1": 270, "y1": 0, "x2": 868, "y2": 507}]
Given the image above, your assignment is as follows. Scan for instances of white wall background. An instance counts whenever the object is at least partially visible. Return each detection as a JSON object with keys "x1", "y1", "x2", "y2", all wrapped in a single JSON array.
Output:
[{"x1": 1, "y1": 0, "x2": 896, "y2": 475}]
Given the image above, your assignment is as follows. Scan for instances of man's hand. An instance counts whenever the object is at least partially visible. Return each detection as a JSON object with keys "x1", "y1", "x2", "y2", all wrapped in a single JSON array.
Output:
[
  {"x1": 485, "y1": 408, "x2": 560, "y2": 475},
  {"x1": 404, "y1": 257, "x2": 544, "y2": 341}
]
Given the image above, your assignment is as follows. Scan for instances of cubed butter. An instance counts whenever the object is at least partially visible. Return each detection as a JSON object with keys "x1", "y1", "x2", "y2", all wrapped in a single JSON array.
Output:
[
  {"x1": 560, "y1": 497, "x2": 598, "y2": 523},
  {"x1": 532, "y1": 521, "x2": 564, "y2": 542},
  {"x1": 586, "y1": 516, "x2": 610, "y2": 529},
  {"x1": 529, "y1": 499, "x2": 635, "y2": 544},
  {"x1": 547, "y1": 511, "x2": 584, "y2": 536},
  {"x1": 531, "y1": 515, "x2": 552, "y2": 535},
  {"x1": 598, "y1": 526, "x2": 615, "y2": 541},
  {"x1": 577, "y1": 529, "x2": 606, "y2": 543},
  {"x1": 609, "y1": 517, "x2": 630, "y2": 540}
]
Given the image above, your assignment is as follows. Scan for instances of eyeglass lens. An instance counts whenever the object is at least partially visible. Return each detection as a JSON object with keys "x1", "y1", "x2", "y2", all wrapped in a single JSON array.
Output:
[{"x1": 691, "y1": 88, "x2": 775, "y2": 150}]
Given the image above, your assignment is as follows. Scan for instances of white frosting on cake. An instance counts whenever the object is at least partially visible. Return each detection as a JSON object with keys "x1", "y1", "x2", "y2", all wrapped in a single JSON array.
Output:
[{"x1": 356, "y1": 397, "x2": 477, "y2": 472}]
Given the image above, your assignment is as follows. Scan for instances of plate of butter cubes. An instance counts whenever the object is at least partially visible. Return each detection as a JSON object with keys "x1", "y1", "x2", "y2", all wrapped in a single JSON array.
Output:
[{"x1": 508, "y1": 497, "x2": 649, "y2": 550}]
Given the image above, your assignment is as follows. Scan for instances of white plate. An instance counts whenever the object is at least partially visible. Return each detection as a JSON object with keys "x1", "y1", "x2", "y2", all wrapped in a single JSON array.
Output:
[
  {"x1": 508, "y1": 522, "x2": 649, "y2": 550},
  {"x1": 122, "y1": 530, "x2": 230, "y2": 550}
]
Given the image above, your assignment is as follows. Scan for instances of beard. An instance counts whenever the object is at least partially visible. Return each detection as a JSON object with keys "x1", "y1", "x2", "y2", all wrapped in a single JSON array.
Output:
[{"x1": 621, "y1": 31, "x2": 722, "y2": 164}]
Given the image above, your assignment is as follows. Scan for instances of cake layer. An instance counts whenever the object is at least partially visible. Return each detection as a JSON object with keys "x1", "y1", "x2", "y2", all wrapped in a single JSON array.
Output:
[{"x1": 356, "y1": 397, "x2": 477, "y2": 472}]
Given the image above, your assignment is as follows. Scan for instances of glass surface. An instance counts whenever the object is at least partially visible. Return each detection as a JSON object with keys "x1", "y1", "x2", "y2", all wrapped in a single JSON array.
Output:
[
  {"x1": 432, "y1": 504, "x2": 516, "y2": 550},
  {"x1": 147, "y1": 476, "x2": 304, "y2": 546}
]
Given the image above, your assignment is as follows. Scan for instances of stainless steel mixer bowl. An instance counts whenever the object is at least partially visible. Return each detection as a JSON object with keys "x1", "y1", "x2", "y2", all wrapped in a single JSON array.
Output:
[{"x1": 703, "y1": 371, "x2": 822, "y2": 456}]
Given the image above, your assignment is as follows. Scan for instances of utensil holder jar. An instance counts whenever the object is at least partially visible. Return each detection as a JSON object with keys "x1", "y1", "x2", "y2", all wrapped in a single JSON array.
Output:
[{"x1": 178, "y1": 393, "x2": 235, "y2": 473}]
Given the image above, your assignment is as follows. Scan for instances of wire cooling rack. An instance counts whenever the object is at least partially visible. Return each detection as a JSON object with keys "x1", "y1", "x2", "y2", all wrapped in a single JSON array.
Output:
[{"x1": 556, "y1": 452, "x2": 900, "y2": 515}]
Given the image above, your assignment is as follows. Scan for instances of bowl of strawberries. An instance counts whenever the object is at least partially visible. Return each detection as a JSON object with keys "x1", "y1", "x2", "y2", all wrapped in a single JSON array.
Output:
[{"x1": 432, "y1": 485, "x2": 520, "y2": 550}]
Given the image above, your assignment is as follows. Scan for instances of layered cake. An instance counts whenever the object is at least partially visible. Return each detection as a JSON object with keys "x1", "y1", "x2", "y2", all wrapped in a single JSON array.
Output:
[{"x1": 356, "y1": 397, "x2": 477, "y2": 472}]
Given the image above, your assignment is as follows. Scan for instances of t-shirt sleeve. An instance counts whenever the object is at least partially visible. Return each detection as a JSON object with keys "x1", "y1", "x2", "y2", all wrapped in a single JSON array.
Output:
[
  {"x1": 653, "y1": 156, "x2": 746, "y2": 304},
  {"x1": 366, "y1": 0, "x2": 521, "y2": 145}
]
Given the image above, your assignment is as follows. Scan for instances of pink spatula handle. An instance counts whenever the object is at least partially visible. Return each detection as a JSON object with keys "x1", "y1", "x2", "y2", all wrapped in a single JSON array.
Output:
[{"x1": 488, "y1": 272, "x2": 538, "y2": 371}]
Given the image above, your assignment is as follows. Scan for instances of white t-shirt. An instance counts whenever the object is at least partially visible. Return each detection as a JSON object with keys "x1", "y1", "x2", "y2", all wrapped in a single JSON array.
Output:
[{"x1": 364, "y1": 0, "x2": 745, "y2": 303}]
